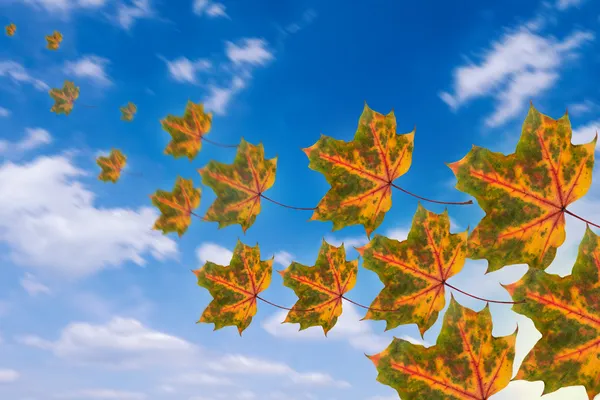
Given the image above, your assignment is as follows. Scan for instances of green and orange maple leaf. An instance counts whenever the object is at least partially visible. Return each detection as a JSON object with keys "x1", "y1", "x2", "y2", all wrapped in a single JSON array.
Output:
[
  {"x1": 120, "y1": 102, "x2": 137, "y2": 122},
  {"x1": 279, "y1": 239, "x2": 358, "y2": 335},
  {"x1": 150, "y1": 177, "x2": 201, "y2": 237},
  {"x1": 49, "y1": 80, "x2": 79, "y2": 115},
  {"x1": 449, "y1": 104, "x2": 596, "y2": 272},
  {"x1": 160, "y1": 100, "x2": 212, "y2": 160},
  {"x1": 369, "y1": 296, "x2": 517, "y2": 400},
  {"x1": 199, "y1": 138, "x2": 276, "y2": 232},
  {"x1": 194, "y1": 240, "x2": 273, "y2": 334},
  {"x1": 505, "y1": 226, "x2": 600, "y2": 399},
  {"x1": 45, "y1": 30, "x2": 62, "y2": 50},
  {"x1": 358, "y1": 204, "x2": 468, "y2": 336},
  {"x1": 96, "y1": 149, "x2": 127, "y2": 183},
  {"x1": 304, "y1": 103, "x2": 415, "y2": 237},
  {"x1": 5, "y1": 23, "x2": 16, "y2": 37}
]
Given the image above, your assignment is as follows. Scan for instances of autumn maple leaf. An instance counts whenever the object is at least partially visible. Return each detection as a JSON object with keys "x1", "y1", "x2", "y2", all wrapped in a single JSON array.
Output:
[
  {"x1": 120, "y1": 102, "x2": 137, "y2": 122},
  {"x1": 150, "y1": 177, "x2": 201, "y2": 237},
  {"x1": 279, "y1": 239, "x2": 358, "y2": 335},
  {"x1": 199, "y1": 138, "x2": 276, "y2": 232},
  {"x1": 96, "y1": 149, "x2": 127, "y2": 183},
  {"x1": 194, "y1": 240, "x2": 273, "y2": 335},
  {"x1": 358, "y1": 204, "x2": 468, "y2": 336},
  {"x1": 49, "y1": 81, "x2": 79, "y2": 115},
  {"x1": 448, "y1": 104, "x2": 596, "y2": 271},
  {"x1": 303, "y1": 103, "x2": 414, "y2": 237},
  {"x1": 504, "y1": 227, "x2": 600, "y2": 399},
  {"x1": 160, "y1": 100, "x2": 212, "y2": 160},
  {"x1": 368, "y1": 296, "x2": 517, "y2": 400},
  {"x1": 5, "y1": 23, "x2": 16, "y2": 37},
  {"x1": 46, "y1": 30, "x2": 62, "y2": 50}
]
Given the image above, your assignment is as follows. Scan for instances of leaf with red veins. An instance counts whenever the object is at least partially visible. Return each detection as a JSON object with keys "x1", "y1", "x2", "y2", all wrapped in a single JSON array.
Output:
[
  {"x1": 199, "y1": 138, "x2": 277, "y2": 232},
  {"x1": 194, "y1": 240, "x2": 273, "y2": 335},
  {"x1": 160, "y1": 101, "x2": 212, "y2": 160},
  {"x1": 448, "y1": 104, "x2": 596, "y2": 272},
  {"x1": 357, "y1": 204, "x2": 468, "y2": 336},
  {"x1": 49, "y1": 81, "x2": 79, "y2": 116},
  {"x1": 96, "y1": 149, "x2": 126, "y2": 183},
  {"x1": 303, "y1": 103, "x2": 415, "y2": 237},
  {"x1": 504, "y1": 226, "x2": 600, "y2": 399},
  {"x1": 150, "y1": 176, "x2": 201, "y2": 237},
  {"x1": 279, "y1": 239, "x2": 358, "y2": 335}
]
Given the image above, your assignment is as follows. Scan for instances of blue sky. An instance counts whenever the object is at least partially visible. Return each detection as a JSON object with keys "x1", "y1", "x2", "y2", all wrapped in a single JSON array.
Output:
[{"x1": 0, "y1": 0, "x2": 600, "y2": 399}]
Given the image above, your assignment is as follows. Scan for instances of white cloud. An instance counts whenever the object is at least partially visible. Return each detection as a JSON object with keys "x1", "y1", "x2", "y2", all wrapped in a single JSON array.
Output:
[
  {"x1": 54, "y1": 389, "x2": 147, "y2": 399},
  {"x1": 0, "y1": 127, "x2": 52, "y2": 156},
  {"x1": 116, "y1": 0, "x2": 153, "y2": 30},
  {"x1": 162, "y1": 56, "x2": 212, "y2": 84},
  {"x1": 0, "y1": 369, "x2": 19, "y2": 383},
  {"x1": 0, "y1": 107, "x2": 9, "y2": 117},
  {"x1": 324, "y1": 235, "x2": 368, "y2": 250},
  {"x1": 440, "y1": 27, "x2": 594, "y2": 127},
  {"x1": 0, "y1": 61, "x2": 49, "y2": 91},
  {"x1": 568, "y1": 99, "x2": 597, "y2": 116},
  {"x1": 193, "y1": 0, "x2": 228, "y2": 18},
  {"x1": 64, "y1": 56, "x2": 112, "y2": 86},
  {"x1": 17, "y1": 317, "x2": 197, "y2": 369},
  {"x1": 204, "y1": 76, "x2": 245, "y2": 115},
  {"x1": 20, "y1": 273, "x2": 51, "y2": 296},
  {"x1": 23, "y1": 0, "x2": 108, "y2": 13},
  {"x1": 556, "y1": 0, "x2": 583, "y2": 10},
  {"x1": 226, "y1": 39, "x2": 274, "y2": 66},
  {"x1": 273, "y1": 251, "x2": 293, "y2": 268},
  {"x1": 196, "y1": 242, "x2": 233, "y2": 266},
  {"x1": 166, "y1": 372, "x2": 232, "y2": 386},
  {"x1": 0, "y1": 155, "x2": 177, "y2": 278},
  {"x1": 572, "y1": 120, "x2": 599, "y2": 149}
]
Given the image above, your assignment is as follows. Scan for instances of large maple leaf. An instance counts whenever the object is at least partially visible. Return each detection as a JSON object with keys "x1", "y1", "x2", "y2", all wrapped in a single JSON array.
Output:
[
  {"x1": 194, "y1": 240, "x2": 273, "y2": 334},
  {"x1": 96, "y1": 149, "x2": 127, "y2": 183},
  {"x1": 303, "y1": 103, "x2": 415, "y2": 237},
  {"x1": 448, "y1": 104, "x2": 596, "y2": 272},
  {"x1": 150, "y1": 177, "x2": 201, "y2": 237},
  {"x1": 46, "y1": 30, "x2": 62, "y2": 50},
  {"x1": 368, "y1": 296, "x2": 517, "y2": 400},
  {"x1": 160, "y1": 101, "x2": 212, "y2": 160},
  {"x1": 199, "y1": 138, "x2": 276, "y2": 232},
  {"x1": 120, "y1": 102, "x2": 137, "y2": 122},
  {"x1": 6, "y1": 23, "x2": 16, "y2": 37},
  {"x1": 279, "y1": 239, "x2": 358, "y2": 335},
  {"x1": 358, "y1": 204, "x2": 467, "y2": 336},
  {"x1": 504, "y1": 227, "x2": 600, "y2": 399},
  {"x1": 49, "y1": 81, "x2": 79, "y2": 116}
]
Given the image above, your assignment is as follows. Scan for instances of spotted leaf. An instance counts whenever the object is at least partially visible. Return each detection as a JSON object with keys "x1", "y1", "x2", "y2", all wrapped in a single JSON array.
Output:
[
  {"x1": 120, "y1": 102, "x2": 137, "y2": 122},
  {"x1": 194, "y1": 240, "x2": 273, "y2": 335},
  {"x1": 96, "y1": 149, "x2": 127, "y2": 183},
  {"x1": 150, "y1": 177, "x2": 201, "y2": 237},
  {"x1": 368, "y1": 296, "x2": 516, "y2": 400},
  {"x1": 160, "y1": 100, "x2": 212, "y2": 160},
  {"x1": 199, "y1": 138, "x2": 276, "y2": 232},
  {"x1": 279, "y1": 240, "x2": 358, "y2": 335},
  {"x1": 358, "y1": 204, "x2": 467, "y2": 336},
  {"x1": 504, "y1": 227, "x2": 600, "y2": 399},
  {"x1": 45, "y1": 30, "x2": 62, "y2": 50},
  {"x1": 6, "y1": 23, "x2": 16, "y2": 37},
  {"x1": 303, "y1": 103, "x2": 414, "y2": 237},
  {"x1": 49, "y1": 80, "x2": 79, "y2": 116},
  {"x1": 448, "y1": 104, "x2": 596, "y2": 272}
]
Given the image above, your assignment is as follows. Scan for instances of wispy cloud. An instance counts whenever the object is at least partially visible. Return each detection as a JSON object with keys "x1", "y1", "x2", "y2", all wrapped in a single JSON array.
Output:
[
  {"x1": 0, "y1": 127, "x2": 52, "y2": 156},
  {"x1": 0, "y1": 107, "x2": 10, "y2": 117},
  {"x1": 116, "y1": 0, "x2": 154, "y2": 30},
  {"x1": 193, "y1": 0, "x2": 228, "y2": 19},
  {"x1": 20, "y1": 273, "x2": 51, "y2": 297},
  {"x1": 64, "y1": 56, "x2": 112, "y2": 86},
  {"x1": 0, "y1": 61, "x2": 49, "y2": 91},
  {"x1": 160, "y1": 56, "x2": 212, "y2": 84}
]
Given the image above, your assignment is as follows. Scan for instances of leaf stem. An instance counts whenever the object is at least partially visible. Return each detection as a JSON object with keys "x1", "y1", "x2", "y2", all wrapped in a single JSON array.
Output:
[
  {"x1": 444, "y1": 282, "x2": 525, "y2": 304},
  {"x1": 564, "y1": 209, "x2": 600, "y2": 229},
  {"x1": 256, "y1": 296, "x2": 315, "y2": 312},
  {"x1": 201, "y1": 136, "x2": 238, "y2": 148},
  {"x1": 390, "y1": 183, "x2": 473, "y2": 206},
  {"x1": 260, "y1": 194, "x2": 316, "y2": 211}
]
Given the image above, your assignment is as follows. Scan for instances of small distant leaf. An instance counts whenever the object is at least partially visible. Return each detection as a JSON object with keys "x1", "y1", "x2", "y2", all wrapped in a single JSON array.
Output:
[
  {"x1": 199, "y1": 138, "x2": 277, "y2": 232},
  {"x1": 504, "y1": 226, "x2": 600, "y2": 399},
  {"x1": 368, "y1": 297, "x2": 517, "y2": 400},
  {"x1": 45, "y1": 30, "x2": 62, "y2": 50},
  {"x1": 194, "y1": 240, "x2": 273, "y2": 335},
  {"x1": 279, "y1": 239, "x2": 358, "y2": 335},
  {"x1": 5, "y1": 23, "x2": 16, "y2": 37},
  {"x1": 303, "y1": 103, "x2": 414, "y2": 237},
  {"x1": 160, "y1": 100, "x2": 212, "y2": 160},
  {"x1": 358, "y1": 204, "x2": 468, "y2": 336},
  {"x1": 96, "y1": 149, "x2": 126, "y2": 183},
  {"x1": 120, "y1": 102, "x2": 137, "y2": 122},
  {"x1": 49, "y1": 80, "x2": 79, "y2": 115},
  {"x1": 448, "y1": 104, "x2": 596, "y2": 272},
  {"x1": 150, "y1": 177, "x2": 201, "y2": 237}
]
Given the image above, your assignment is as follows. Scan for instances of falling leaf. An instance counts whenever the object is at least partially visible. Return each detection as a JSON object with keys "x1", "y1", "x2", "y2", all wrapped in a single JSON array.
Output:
[
  {"x1": 358, "y1": 204, "x2": 468, "y2": 336},
  {"x1": 199, "y1": 138, "x2": 276, "y2": 232},
  {"x1": 5, "y1": 23, "x2": 16, "y2": 37},
  {"x1": 504, "y1": 227, "x2": 600, "y2": 399},
  {"x1": 303, "y1": 103, "x2": 414, "y2": 237},
  {"x1": 120, "y1": 102, "x2": 137, "y2": 122},
  {"x1": 448, "y1": 104, "x2": 596, "y2": 272},
  {"x1": 368, "y1": 296, "x2": 516, "y2": 400},
  {"x1": 150, "y1": 177, "x2": 201, "y2": 237},
  {"x1": 160, "y1": 100, "x2": 212, "y2": 160},
  {"x1": 45, "y1": 30, "x2": 62, "y2": 50},
  {"x1": 49, "y1": 80, "x2": 79, "y2": 115},
  {"x1": 279, "y1": 239, "x2": 358, "y2": 335},
  {"x1": 194, "y1": 240, "x2": 273, "y2": 335},
  {"x1": 96, "y1": 149, "x2": 127, "y2": 183}
]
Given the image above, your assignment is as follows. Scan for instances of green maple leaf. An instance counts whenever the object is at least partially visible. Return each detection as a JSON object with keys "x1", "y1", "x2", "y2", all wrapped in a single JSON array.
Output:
[
  {"x1": 160, "y1": 100, "x2": 212, "y2": 160},
  {"x1": 150, "y1": 177, "x2": 201, "y2": 237},
  {"x1": 120, "y1": 102, "x2": 137, "y2": 122},
  {"x1": 49, "y1": 81, "x2": 79, "y2": 116},
  {"x1": 96, "y1": 149, "x2": 127, "y2": 183}
]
